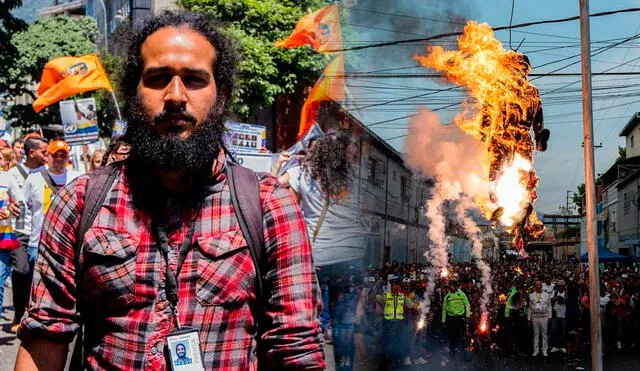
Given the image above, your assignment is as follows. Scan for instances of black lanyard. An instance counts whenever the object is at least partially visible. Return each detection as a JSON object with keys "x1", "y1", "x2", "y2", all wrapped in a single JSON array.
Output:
[{"x1": 154, "y1": 210, "x2": 199, "y2": 328}]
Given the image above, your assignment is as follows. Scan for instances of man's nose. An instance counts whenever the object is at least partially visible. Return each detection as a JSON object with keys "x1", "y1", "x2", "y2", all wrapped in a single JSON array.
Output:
[{"x1": 164, "y1": 76, "x2": 187, "y2": 108}]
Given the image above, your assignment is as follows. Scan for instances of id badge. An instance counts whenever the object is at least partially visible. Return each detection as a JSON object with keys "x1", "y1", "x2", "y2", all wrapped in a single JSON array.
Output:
[{"x1": 166, "y1": 327, "x2": 205, "y2": 371}]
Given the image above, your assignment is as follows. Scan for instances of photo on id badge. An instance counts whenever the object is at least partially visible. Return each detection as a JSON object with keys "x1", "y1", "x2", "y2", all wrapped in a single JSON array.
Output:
[{"x1": 167, "y1": 328, "x2": 204, "y2": 371}]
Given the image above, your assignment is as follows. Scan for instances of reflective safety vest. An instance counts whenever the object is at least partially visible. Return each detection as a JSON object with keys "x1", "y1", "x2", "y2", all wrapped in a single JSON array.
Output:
[{"x1": 384, "y1": 292, "x2": 405, "y2": 320}]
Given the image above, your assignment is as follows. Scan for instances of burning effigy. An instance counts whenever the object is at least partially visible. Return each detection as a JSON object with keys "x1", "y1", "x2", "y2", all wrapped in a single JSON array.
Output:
[
  {"x1": 405, "y1": 21, "x2": 549, "y2": 328},
  {"x1": 416, "y1": 21, "x2": 548, "y2": 241}
]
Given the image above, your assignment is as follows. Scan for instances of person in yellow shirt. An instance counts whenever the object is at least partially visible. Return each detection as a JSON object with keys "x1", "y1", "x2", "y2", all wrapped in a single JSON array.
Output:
[
  {"x1": 441, "y1": 275, "x2": 471, "y2": 354},
  {"x1": 376, "y1": 278, "x2": 418, "y2": 370}
]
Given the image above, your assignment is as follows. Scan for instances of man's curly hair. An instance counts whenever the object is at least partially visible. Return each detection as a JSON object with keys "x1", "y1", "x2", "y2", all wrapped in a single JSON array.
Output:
[
  {"x1": 120, "y1": 10, "x2": 237, "y2": 112},
  {"x1": 301, "y1": 128, "x2": 354, "y2": 200}
]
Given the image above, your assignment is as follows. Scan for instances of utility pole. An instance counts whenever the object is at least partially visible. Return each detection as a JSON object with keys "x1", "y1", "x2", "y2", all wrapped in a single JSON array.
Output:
[{"x1": 579, "y1": 1, "x2": 603, "y2": 370}]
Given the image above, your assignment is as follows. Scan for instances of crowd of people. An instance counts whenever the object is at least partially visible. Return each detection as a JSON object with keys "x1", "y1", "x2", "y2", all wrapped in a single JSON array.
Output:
[
  {"x1": 0, "y1": 134, "x2": 130, "y2": 334},
  {"x1": 318, "y1": 256, "x2": 640, "y2": 370}
]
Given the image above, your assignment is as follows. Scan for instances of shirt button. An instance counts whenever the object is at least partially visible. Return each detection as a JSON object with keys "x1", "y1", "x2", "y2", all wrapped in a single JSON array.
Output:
[{"x1": 151, "y1": 346, "x2": 158, "y2": 355}]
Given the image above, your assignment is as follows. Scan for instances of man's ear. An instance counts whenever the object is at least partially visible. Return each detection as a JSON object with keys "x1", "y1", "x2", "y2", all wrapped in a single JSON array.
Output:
[{"x1": 216, "y1": 88, "x2": 229, "y2": 115}]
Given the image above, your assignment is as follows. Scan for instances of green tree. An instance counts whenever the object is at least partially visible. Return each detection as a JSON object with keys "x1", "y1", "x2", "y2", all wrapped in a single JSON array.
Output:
[
  {"x1": 573, "y1": 174, "x2": 603, "y2": 213},
  {"x1": 178, "y1": 0, "x2": 330, "y2": 119},
  {"x1": 0, "y1": 0, "x2": 28, "y2": 96},
  {"x1": 616, "y1": 146, "x2": 626, "y2": 163},
  {"x1": 2, "y1": 16, "x2": 122, "y2": 136}
]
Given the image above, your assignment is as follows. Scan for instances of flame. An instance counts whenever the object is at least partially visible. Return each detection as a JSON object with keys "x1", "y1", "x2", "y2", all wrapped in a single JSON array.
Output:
[
  {"x1": 416, "y1": 21, "x2": 545, "y2": 236},
  {"x1": 417, "y1": 319, "x2": 425, "y2": 330},
  {"x1": 440, "y1": 268, "x2": 450, "y2": 278},
  {"x1": 479, "y1": 312, "x2": 489, "y2": 333},
  {"x1": 514, "y1": 266, "x2": 523, "y2": 275},
  {"x1": 498, "y1": 294, "x2": 507, "y2": 303}
]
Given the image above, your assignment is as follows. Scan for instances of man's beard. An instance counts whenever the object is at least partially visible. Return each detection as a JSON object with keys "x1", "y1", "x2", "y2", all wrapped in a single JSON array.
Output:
[
  {"x1": 123, "y1": 95, "x2": 225, "y2": 173},
  {"x1": 121, "y1": 95, "x2": 226, "y2": 210}
]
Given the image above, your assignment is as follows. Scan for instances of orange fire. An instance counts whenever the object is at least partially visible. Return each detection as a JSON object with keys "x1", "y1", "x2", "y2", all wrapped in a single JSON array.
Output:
[
  {"x1": 479, "y1": 312, "x2": 489, "y2": 333},
  {"x1": 514, "y1": 266, "x2": 524, "y2": 275},
  {"x1": 416, "y1": 21, "x2": 545, "y2": 238},
  {"x1": 498, "y1": 294, "x2": 507, "y2": 304},
  {"x1": 440, "y1": 268, "x2": 450, "y2": 278}
]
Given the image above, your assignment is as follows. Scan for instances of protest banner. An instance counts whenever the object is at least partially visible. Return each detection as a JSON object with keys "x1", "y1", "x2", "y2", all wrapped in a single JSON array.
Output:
[{"x1": 60, "y1": 98, "x2": 99, "y2": 145}]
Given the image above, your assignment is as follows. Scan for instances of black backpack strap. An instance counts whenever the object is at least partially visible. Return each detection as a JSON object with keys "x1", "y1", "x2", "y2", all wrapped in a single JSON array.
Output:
[
  {"x1": 226, "y1": 162, "x2": 265, "y2": 297},
  {"x1": 75, "y1": 164, "x2": 121, "y2": 258},
  {"x1": 70, "y1": 163, "x2": 120, "y2": 370},
  {"x1": 39, "y1": 169, "x2": 60, "y2": 193},
  {"x1": 16, "y1": 165, "x2": 29, "y2": 181}
]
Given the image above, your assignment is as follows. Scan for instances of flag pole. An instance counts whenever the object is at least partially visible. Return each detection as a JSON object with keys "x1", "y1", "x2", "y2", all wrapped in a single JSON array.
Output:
[{"x1": 109, "y1": 90, "x2": 122, "y2": 121}]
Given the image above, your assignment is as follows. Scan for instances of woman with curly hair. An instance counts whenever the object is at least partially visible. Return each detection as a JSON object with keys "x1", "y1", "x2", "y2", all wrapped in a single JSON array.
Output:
[{"x1": 275, "y1": 128, "x2": 367, "y2": 353}]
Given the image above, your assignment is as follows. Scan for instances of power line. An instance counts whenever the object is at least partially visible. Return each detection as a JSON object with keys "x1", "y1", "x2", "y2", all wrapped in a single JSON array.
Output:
[{"x1": 326, "y1": 7, "x2": 640, "y2": 53}]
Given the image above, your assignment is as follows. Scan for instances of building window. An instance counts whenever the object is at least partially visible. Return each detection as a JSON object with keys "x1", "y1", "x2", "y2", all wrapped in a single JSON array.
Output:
[
  {"x1": 401, "y1": 176, "x2": 412, "y2": 201},
  {"x1": 632, "y1": 135, "x2": 635, "y2": 148},
  {"x1": 392, "y1": 170, "x2": 397, "y2": 182},
  {"x1": 624, "y1": 192, "x2": 630, "y2": 215},
  {"x1": 368, "y1": 156, "x2": 386, "y2": 187}
]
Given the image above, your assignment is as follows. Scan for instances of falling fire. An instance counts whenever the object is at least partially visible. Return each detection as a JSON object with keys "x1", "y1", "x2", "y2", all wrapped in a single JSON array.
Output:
[
  {"x1": 416, "y1": 21, "x2": 545, "y2": 238},
  {"x1": 498, "y1": 294, "x2": 507, "y2": 303},
  {"x1": 417, "y1": 318, "x2": 425, "y2": 330},
  {"x1": 514, "y1": 266, "x2": 524, "y2": 275},
  {"x1": 440, "y1": 268, "x2": 450, "y2": 278}
]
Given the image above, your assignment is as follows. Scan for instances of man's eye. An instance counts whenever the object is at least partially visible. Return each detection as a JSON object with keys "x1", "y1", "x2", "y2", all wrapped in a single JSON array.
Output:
[
  {"x1": 182, "y1": 75, "x2": 209, "y2": 88},
  {"x1": 145, "y1": 74, "x2": 171, "y2": 87}
]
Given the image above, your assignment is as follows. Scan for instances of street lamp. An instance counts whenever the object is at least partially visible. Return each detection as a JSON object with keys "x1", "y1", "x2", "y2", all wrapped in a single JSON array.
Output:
[{"x1": 95, "y1": 0, "x2": 108, "y2": 51}]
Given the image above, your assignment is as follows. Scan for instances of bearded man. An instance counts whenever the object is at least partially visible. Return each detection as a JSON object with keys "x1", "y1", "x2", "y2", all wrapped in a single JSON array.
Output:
[{"x1": 15, "y1": 11, "x2": 324, "y2": 371}]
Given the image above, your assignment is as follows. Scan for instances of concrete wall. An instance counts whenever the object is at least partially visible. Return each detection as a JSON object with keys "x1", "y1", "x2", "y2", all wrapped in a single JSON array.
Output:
[
  {"x1": 617, "y1": 176, "x2": 640, "y2": 254},
  {"x1": 626, "y1": 124, "x2": 640, "y2": 158}
]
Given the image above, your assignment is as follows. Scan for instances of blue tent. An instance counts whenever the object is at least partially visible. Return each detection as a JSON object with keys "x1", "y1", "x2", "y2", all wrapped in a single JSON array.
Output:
[{"x1": 580, "y1": 240, "x2": 628, "y2": 262}]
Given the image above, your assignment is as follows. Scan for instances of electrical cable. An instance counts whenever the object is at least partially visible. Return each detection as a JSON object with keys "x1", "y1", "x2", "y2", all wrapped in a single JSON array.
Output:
[{"x1": 326, "y1": 7, "x2": 640, "y2": 52}]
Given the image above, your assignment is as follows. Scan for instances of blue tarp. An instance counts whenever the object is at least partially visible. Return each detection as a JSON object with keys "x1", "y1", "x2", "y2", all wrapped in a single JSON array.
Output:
[{"x1": 580, "y1": 240, "x2": 628, "y2": 262}]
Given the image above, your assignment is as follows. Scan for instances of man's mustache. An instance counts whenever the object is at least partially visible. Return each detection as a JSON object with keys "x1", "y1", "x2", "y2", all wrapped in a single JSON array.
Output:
[{"x1": 154, "y1": 109, "x2": 197, "y2": 125}]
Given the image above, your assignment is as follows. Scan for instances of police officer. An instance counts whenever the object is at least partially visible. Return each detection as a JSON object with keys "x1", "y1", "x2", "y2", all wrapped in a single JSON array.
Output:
[
  {"x1": 441, "y1": 275, "x2": 471, "y2": 354},
  {"x1": 376, "y1": 277, "x2": 417, "y2": 370}
]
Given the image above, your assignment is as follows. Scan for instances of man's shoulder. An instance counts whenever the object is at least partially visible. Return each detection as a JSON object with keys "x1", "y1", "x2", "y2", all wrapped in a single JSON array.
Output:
[{"x1": 6, "y1": 166, "x2": 19, "y2": 177}]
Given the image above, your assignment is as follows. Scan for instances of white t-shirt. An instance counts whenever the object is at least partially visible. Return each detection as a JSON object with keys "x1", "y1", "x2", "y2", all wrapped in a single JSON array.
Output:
[
  {"x1": 552, "y1": 290, "x2": 567, "y2": 319},
  {"x1": 7, "y1": 164, "x2": 45, "y2": 235},
  {"x1": 542, "y1": 282, "x2": 555, "y2": 296},
  {"x1": 529, "y1": 291, "x2": 552, "y2": 318},
  {"x1": 287, "y1": 165, "x2": 367, "y2": 267},
  {"x1": 23, "y1": 169, "x2": 81, "y2": 248}
]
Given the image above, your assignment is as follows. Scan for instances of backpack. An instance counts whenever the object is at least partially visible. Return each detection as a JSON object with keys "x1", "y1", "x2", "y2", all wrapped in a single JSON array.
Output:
[{"x1": 70, "y1": 161, "x2": 267, "y2": 368}]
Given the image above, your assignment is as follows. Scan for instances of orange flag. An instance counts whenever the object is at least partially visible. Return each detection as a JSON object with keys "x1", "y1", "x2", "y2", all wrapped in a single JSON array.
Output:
[
  {"x1": 298, "y1": 54, "x2": 345, "y2": 139},
  {"x1": 32, "y1": 54, "x2": 113, "y2": 113},
  {"x1": 275, "y1": 4, "x2": 342, "y2": 53}
]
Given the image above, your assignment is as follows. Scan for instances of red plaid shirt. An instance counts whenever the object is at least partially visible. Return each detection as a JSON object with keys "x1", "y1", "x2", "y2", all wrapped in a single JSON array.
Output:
[{"x1": 20, "y1": 155, "x2": 325, "y2": 370}]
